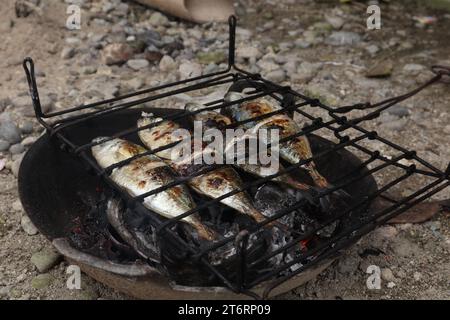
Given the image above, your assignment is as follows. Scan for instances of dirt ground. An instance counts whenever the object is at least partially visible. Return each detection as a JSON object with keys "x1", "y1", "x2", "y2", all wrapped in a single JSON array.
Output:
[{"x1": 0, "y1": 0, "x2": 449, "y2": 300}]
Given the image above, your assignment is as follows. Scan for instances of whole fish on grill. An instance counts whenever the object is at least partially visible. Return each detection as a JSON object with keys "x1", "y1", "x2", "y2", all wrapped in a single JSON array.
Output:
[
  {"x1": 185, "y1": 102, "x2": 315, "y2": 193},
  {"x1": 91, "y1": 137, "x2": 216, "y2": 241},
  {"x1": 223, "y1": 92, "x2": 352, "y2": 207},
  {"x1": 137, "y1": 114, "x2": 272, "y2": 225}
]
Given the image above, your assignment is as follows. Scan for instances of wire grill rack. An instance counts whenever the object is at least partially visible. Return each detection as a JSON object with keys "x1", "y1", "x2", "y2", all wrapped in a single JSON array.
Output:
[{"x1": 23, "y1": 16, "x2": 450, "y2": 299}]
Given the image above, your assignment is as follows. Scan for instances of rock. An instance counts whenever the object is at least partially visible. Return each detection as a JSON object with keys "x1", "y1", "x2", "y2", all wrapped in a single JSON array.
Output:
[
  {"x1": 9, "y1": 143, "x2": 25, "y2": 155},
  {"x1": 387, "y1": 105, "x2": 409, "y2": 118},
  {"x1": 101, "y1": 43, "x2": 133, "y2": 65},
  {"x1": 237, "y1": 46, "x2": 262, "y2": 60},
  {"x1": 443, "y1": 125, "x2": 450, "y2": 135},
  {"x1": 373, "y1": 225, "x2": 398, "y2": 240},
  {"x1": 31, "y1": 274, "x2": 53, "y2": 289},
  {"x1": 0, "y1": 97, "x2": 11, "y2": 112},
  {"x1": 413, "y1": 271, "x2": 422, "y2": 281},
  {"x1": 179, "y1": 61, "x2": 202, "y2": 79},
  {"x1": 21, "y1": 215, "x2": 38, "y2": 235},
  {"x1": 123, "y1": 78, "x2": 144, "y2": 91},
  {"x1": 292, "y1": 62, "x2": 322, "y2": 83},
  {"x1": 257, "y1": 59, "x2": 279, "y2": 73},
  {"x1": 31, "y1": 248, "x2": 62, "y2": 273},
  {"x1": 391, "y1": 238, "x2": 420, "y2": 257},
  {"x1": 81, "y1": 66, "x2": 97, "y2": 75},
  {"x1": 204, "y1": 63, "x2": 219, "y2": 74},
  {"x1": 386, "y1": 281, "x2": 396, "y2": 289},
  {"x1": 0, "y1": 120, "x2": 21, "y2": 144},
  {"x1": 324, "y1": 15, "x2": 344, "y2": 29},
  {"x1": 11, "y1": 155, "x2": 23, "y2": 177},
  {"x1": 196, "y1": 51, "x2": 226, "y2": 65},
  {"x1": 381, "y1": 118, "x2": 407, "y2": 131},
  {"x1": 0, "y1": 139, "x2": 10, "y2": 152},
  {"x1": 148, "y1": 12, "x2": 169, "y2": 26},
  {"x1": 403, "y1": 63, "x2": 425, "y2": 73},
  {"x1": 365, "y1": 44, "x2": 380, "y2": 55},
  {"x1": 326, "y1": 31, "x2": 361, "y2": 46},
  {"x1": 366, "y1": 60, "x2": 394, "y2": 78},
  {"x1": 264, "y1": 69, "x2": 286, "y2": 82},
  {"x1": 145, "y1": 50, "x2": 163, "y2": 64},
  {"x1": 61, "y1": 47, "x2": 76, "y2": 60},
  {"x1": 126, "y1": 59, "x2": 149, "y2": 71},
  {"x1": 12, "y1": 199, "x2": 23, "y2": 212},
  {"x1": 19, "y1": 121, "x2": 34, "y2": 134},
  {"x1": 159, "y1": 55, "x2": 176, "y2": 72},
  {"x1": 381, "y1": 268, "x2": 396, "y2": 282}
]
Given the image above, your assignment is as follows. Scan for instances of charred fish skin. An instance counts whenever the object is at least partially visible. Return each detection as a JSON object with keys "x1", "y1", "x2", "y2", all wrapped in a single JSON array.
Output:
[
  {"x1": 91, "y1": 137, "x2": 216, "y2": 241},
  {"x1": 137, "y1": 113, "x2": 271, "y2": 225}
]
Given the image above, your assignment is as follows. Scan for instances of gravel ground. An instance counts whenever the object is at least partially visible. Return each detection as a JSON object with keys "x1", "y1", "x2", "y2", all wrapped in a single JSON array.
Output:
[{"x1": 0, "y1": 0, "x2": 449, "y2": 300}]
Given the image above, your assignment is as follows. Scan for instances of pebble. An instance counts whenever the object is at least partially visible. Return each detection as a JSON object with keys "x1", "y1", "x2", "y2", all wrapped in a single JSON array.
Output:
[
  {"x1": 324, "y1": 15, "x2": 344, "y2": 30},
  {"x1": 101, "y1": 43, "x2": 134, "y2": 65},
  {"x1": 403, "y1": 63, "x2": 425, "y2": 73},
  {"x1": 326, "y1": 31, "x2": 361, "y2": 46},
  {"x1": 443, "y1": 125, "x2": 450, "y2": 135},
  {"x1": 148, "y1": 12, "x2": 169, "y2": 26},
  {"x1": 31, "y1": 248, "x2": 62, "y2": 273},
  {"x1": 381, "y1": 268, "x2": 396, "y2": 282},
  {"x1": 381, "y1": 118, "x2": 408, "y2": 131},
  {"x1": 0, "y1": 286, "x2": 11, "y2": 298},
  {"x1": 292, "y1": 61, "x2": 322, "y2": 83},
  {"x1": 9, "y1": 143, "x2": 25, "y2": 155},
  {"x1": 13, "y1": 94, "x2": 54, "y2": 117},
  {"x1": 237, "y1": 46, "x2": 262, "y2": 60},
  {"x1": 145, "y1": 50, "x2": 163, "y2": 64},
  {"x1": 21, "y1": 215, "x2": 38, "y2": 236},
  {"x1": 0, "y1": 139, "x2": 10, "y2": 152},
  {"x1": 126, "y1": 59, "x2": 149, "y2": 71},
  {"x1": 61, "y1": 47, "x2": 76, "y2": 60},
  {"x1": 196, "y1": 51, "x2": 226, "y2": 65},
  {"x1": 386, "y1": 281, "x2": 396, "y2": 289},
  {"x1": 366, "y1": 60, "x2": 393, "y2": 78},
  {"x1": 81, "y1": 66, "x2": 97, "y2": 75},
  {"x1": 387, "y1": 105, "x2": 409, "y2": 118},
  {"x1": 0, "y1": 120, "x2": 21, "y2": 144},
  {"x1": 413, "y1": 271, "x2": 422, "y2": 281},
  {"x1": 19, "y1": 121, "x2": 34, "y2": 134},
  {"x1": 31, "y1": 274, "x2": 53, "y2": 290},
  {"x1": 365, "y1": 44, "x2": 380, "y2": 55},
  {"x1": 264, "y1": 69, "x2": 286, "y2": 82},
  {"x1": 159, "y1": 55, "x2": 176, "y2": 72},
  {"x1": 178, "y1": 61, "x2": 202, "y2": 79}
]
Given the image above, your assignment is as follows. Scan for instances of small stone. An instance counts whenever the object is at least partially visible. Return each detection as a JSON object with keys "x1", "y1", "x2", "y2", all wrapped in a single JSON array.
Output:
[
  {"x1": 264, "y1": 69, "x2": 286, "y2": 82},
  {"x1": 413, "y1": 271, "x2": 422, "y2": 281},
  {"x1": 327, "y1": 31, "x2": 361, "y2": 46},
  {"x1": 159, "y1": 55, "x2": 176, "y2": 72},
  {"x1": 123, "y1": 78, "x2": 144, "y2": 91},
  {"x1": 366, "y1": 44, "x2": 380, "y2": 55},
  {"x1": 179, "y1": 61, "x2": 202, "y2": 79},
  {"x1": 403, "y1": 63, "x2": 425, "y2": 73},
  {"x1": 148, "y1": 12, "x2": 169, "y2": 26},
  {"x1": 386, "y1": 281, "x2": 396, "y2": 289},
  {"x1": 11, "y1": 155, "x2": 23, "y2": 177},
  {"x1": 31, "y1": 274, "x2": 53, "y2": 289},
  {"x1": 61, "y1": 47, "x2": 76, "y2": 60},
  {"x1": 292, "y1": 61, "x2": 322, "y2": 83},
  {"x1": 0, "y1": 139, "x2": 10, "y2": 152},
  {"x1": 12, "y1": 199, "x2": 23, "y2": 212},
  {"x1": 203, "y1": 63, "x2": 219, "y2": 74},
  {"x1": 324, "y1": 15, "x2": 344, "y2": 30},
  {"x1": 126, "y1": 59, "x2": 149, "y2": 71},
  {"x1": 101, "y1": 43, "x2": 134, "y2": 65},
  {"x1": 0, "y1": 120, "x2": 21, "y2": 144},
  {"x1": 257, "y1": 59, "x2": 279, "y2": 73},
  {"x1": 145, "y1": 50, "x2": 163, "y2": 63},
  {"x1": 20, "y1": 121, "x2": 34, "y2": 134},
  {"x1": 81, "y1": 66, "x2": 97, "y2": 75},
  {"x1": 366, "y1": 60, "x2": 393, "y2": 78},
  {"x1": 0, "y1": 286, "x2": 10, "y2": 298},
  {"x1": 21, "y1": 215, "x2": 38, "y2": 236},
  {"x1": 196, "y1": 51, "x2": 226, "y2": 65},
  {"x1": 9, "y1": 143, "x2": 25, "y2": 155},
  {"x1": 381, "y1": 268, "x2": 396, "y2": 282},
  {"x1": 31, "y1": 248, "x2": 62, "y2": 273},
  {"x1": 381, "y1": 118, "x2": 408, "y2": 131},
  {"x1": 21, "y1": 136, "x2": 36, "y2": 147},
  {"x1": 443, "y1": 125, "x2": 450, "y2": 135},
  {"x1": 387, "y1": 105, "x2": 409, "y2": 118},
  {"x1": 237, "y1": 46, "x2": 262, "y2": 60}
]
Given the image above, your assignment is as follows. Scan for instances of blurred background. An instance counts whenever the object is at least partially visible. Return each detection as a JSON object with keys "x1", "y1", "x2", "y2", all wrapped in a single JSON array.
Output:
[{"x1": 0, "y1": 0, "x2": 449, "y2": 300}]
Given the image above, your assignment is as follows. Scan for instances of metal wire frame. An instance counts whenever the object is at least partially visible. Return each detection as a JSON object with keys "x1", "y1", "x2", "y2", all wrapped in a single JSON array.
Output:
[{"x1": 23, "y1": 15, "x2": 450, "y2": 299}]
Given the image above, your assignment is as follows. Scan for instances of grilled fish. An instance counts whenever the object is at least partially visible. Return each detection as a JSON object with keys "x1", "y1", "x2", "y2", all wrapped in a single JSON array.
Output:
[
  {"x1": 185, "y1": 102, "x2": 313, "y2": 192},
  {"x1": 223, "y1": 93, "x2": 330, "y2": 189},
  {"x1": 91, "y1": 137, "x2": 216, "y2": 241},
  {"x1": 137, "y1": 114, "x2": 271, "y2": 225}
]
